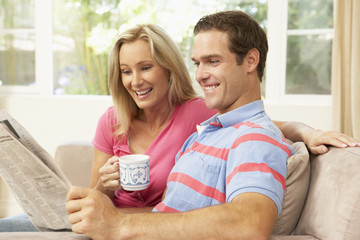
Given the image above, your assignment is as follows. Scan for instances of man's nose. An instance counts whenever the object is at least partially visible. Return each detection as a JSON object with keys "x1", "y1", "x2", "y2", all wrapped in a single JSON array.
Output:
[{"x1": 195, "y1": 64, "x2": 210, "y2": 83}]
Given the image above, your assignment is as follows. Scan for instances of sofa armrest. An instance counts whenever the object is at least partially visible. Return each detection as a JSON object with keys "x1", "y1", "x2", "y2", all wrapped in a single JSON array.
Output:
[
  {"x1": 294, "y1": 146, "x2": 360, "y2": 239},
  {"x1": 54, "y1": 141, "x2": 94, "y2": 187}
]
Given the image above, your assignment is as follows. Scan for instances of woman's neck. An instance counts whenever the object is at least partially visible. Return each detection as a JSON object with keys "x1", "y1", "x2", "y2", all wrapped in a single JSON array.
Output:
[
  {"x1": 128, "y1": 103, "x2": 175, "y2": 154},
  {"x1": 136, "y1": 103, "x2": 174, "y2": 131}
]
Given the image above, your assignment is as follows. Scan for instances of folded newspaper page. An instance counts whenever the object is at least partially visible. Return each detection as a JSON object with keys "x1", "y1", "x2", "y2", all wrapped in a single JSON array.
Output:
[{"x1": 0, "y1": 110, "x2": 72, "y2": 231}]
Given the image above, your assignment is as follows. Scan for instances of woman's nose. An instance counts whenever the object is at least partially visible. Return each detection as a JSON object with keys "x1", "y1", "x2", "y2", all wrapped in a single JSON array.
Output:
[{"x1": 131, "y1": 72, "x2": 143, "y2": 87}]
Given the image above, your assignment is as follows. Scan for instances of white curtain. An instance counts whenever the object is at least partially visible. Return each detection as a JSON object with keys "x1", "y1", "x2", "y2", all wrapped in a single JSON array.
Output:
[{"x1": 332, "y1": 0, "x2": 360, "y2": 139}]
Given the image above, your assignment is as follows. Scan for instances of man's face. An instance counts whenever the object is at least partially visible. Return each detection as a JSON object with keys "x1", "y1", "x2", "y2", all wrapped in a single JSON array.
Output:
[{"x1": 191, "y1": 30, "x2": 254, "y2": 114}]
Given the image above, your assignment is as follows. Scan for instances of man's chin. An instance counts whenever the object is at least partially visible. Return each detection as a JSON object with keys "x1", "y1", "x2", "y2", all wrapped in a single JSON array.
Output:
[{"x1": 205, "y1": 100, "x2": 218, "y2": 110}]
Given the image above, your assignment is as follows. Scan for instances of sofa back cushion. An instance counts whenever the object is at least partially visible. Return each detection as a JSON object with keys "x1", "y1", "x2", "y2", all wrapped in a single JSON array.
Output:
[
  {"x1": 272, "y1": 141, "x2": 310, "y2": 235},
  {"x1": 54, "y1": 141, "x2": 94, "y2": 187},
  {"x1": 294, "y1": 146, "x2": 360, "y2": 239}
]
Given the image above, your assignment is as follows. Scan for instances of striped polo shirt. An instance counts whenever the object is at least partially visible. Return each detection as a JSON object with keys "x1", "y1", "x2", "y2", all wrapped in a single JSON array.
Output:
[{"x1": 153, "y1": 100, "x2": 293, "y2": 215}]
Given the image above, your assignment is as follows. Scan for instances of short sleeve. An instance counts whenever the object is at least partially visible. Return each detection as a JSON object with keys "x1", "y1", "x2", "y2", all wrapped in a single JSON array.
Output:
[{"x1": 225, "y1": 129, "x2": 289, "y2": 215}]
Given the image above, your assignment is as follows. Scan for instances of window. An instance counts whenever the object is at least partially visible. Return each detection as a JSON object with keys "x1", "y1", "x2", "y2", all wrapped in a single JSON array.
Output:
[
  {"x1": 266, "y1": 0, "x2": 333, "y2": 104},
  {"x1": 0, "y1": 0, "x2": 333, "y2": 105},
  {"x1": 0, "y1": 0, "x2": 36, "y2": 92},
  {"x1": 286, "y1": 0, "x2": 333, "y2": 95}
]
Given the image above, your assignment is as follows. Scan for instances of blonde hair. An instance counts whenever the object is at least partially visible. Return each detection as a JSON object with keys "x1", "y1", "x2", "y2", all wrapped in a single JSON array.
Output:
[{"x1": 108, "y1": 24, "x2": 197, "y2": 138}]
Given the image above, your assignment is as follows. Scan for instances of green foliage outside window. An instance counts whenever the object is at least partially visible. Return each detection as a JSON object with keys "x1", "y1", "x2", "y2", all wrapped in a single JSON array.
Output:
[{"x1": 52, "y1": 0, "x2": 268, "y2": 95}]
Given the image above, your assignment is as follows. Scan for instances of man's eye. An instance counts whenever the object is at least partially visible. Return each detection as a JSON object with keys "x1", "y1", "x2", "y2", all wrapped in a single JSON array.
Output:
[{"x1": 209, "y1": 60, "x2": 219, "y2": 65}]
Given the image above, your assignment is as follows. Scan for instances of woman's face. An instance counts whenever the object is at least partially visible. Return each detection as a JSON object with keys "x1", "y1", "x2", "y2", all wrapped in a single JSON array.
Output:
[{"x1": 119, "y1": 39, "x2": 170, "y2": 112}]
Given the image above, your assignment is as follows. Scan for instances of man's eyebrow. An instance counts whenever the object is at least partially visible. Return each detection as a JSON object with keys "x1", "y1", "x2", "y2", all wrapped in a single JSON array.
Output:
[{"x1": 191, "y1": 54, "x2": 222, "y2": 62}]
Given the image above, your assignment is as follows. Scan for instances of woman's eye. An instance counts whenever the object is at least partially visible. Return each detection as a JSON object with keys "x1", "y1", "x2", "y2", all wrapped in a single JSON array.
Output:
[
  {"x1": 142, "y1": 66, "x2": 151, "y2": 71},
  {"x1": 122, "y1": 69, "x2": 131, "y2": 75}
]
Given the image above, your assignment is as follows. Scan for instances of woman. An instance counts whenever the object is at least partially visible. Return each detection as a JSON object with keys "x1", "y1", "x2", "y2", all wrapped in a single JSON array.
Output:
[{"x1": 90, "y1": 24, "x2": 359, "y2": 211}]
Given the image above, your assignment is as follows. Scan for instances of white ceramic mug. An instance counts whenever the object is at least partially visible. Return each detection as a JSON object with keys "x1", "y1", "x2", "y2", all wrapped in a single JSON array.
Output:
[{"x1": 118, "y1": 154, "x2": 150, "y2": 191}]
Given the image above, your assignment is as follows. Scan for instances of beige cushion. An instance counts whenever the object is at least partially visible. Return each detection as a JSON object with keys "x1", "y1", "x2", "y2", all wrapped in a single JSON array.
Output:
[
  {"x1": 294, "y1": 146, "x2": 360, "y2": 239},
  {"x1": 272, "y1": 141, "x2": 310, "y2": 235},
  {"x1": 54, "y1": 141, "x2": 94, "y2": 187}
]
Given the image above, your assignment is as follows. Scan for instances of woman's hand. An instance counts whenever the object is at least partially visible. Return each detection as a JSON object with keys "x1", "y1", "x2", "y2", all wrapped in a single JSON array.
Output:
[
  {"x1": 95, "y1": 156, "x2": 122, "y2": 192},
  {"x1": 303, "y1": 129, "x2": 360, "y2": 155},
  {"x1": 274, "y1": 120, "x2": 360, "y2": 155}
]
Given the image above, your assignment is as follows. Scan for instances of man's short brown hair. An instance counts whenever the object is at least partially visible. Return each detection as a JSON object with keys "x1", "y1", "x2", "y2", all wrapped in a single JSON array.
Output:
[{"x1": 194, "y1": 11, "x2": 268, "y2": 81}]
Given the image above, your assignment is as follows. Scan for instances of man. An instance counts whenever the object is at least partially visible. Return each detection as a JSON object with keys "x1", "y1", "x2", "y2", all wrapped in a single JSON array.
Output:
[{"x1": 66, "y1": 10, "x2": 293, "y2": 240}]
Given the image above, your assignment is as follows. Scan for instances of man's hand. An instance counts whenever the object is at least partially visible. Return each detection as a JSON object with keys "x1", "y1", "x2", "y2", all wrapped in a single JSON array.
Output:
[{"x1": 66, "y1": 186, "x2": 122, "y2": 240}]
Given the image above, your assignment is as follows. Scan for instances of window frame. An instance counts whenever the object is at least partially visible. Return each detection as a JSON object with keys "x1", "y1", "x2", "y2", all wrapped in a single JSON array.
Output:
[{"x1": 35, "y1": 0, "x2": 53, "y2": 95}]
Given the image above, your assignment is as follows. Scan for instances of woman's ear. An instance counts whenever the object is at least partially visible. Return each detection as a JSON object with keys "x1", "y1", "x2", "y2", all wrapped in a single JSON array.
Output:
[{"x1": 245, "y1": 48, "x2": 260, "y2": 73}]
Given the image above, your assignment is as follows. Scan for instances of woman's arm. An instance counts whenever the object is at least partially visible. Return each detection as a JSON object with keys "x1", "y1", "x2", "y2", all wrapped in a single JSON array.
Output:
[{"x1": 274, "y1": 121, "x2": 360, "y2": 155}]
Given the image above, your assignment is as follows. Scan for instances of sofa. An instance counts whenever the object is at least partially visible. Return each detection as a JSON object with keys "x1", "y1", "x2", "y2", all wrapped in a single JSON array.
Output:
[{"x1": 1, "y1": 141, "x2": 360, "y2": 239}]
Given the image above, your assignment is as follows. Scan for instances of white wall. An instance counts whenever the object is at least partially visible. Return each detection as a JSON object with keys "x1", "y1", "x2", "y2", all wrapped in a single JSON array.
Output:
[
  {"x1": 0, "y1": 95, "x2": 113, "y2": 155},
  {"x1": 0, "y1": 94, "x2": 333, "y2": 217},
  {"x1": 265, "y1": 103, "x2": 333, "y2": 130}
]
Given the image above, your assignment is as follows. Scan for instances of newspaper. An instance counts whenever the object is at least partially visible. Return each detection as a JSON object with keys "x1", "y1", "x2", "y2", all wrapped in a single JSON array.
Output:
[{"x1": 0, "y1": 110, "x2": 72, "y2": 231}]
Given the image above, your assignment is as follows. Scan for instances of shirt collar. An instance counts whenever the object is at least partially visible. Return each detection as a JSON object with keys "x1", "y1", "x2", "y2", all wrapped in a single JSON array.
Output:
[{"x1": 201, "y1": 100, "x2": 265, "y2": 128}]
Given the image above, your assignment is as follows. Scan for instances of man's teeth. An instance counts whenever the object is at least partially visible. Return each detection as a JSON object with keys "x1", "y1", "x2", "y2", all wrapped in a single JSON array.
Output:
[
  {"x1": 204, "y1": 85, "x2": 218, "y2": 91},
  {"x1": 136, "y1": 89, "x2": 152, "y2": 95}
]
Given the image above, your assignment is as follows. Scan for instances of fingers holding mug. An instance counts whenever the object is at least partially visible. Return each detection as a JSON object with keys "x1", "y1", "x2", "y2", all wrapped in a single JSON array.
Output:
[{"x1": 98, "y1": 156, "x2": 121, "y2": 190}]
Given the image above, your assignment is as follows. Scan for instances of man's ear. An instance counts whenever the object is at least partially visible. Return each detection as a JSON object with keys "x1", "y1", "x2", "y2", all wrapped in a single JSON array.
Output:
[{"x1": 245, "y1": 48, "x2": 260, "y2": 73}]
